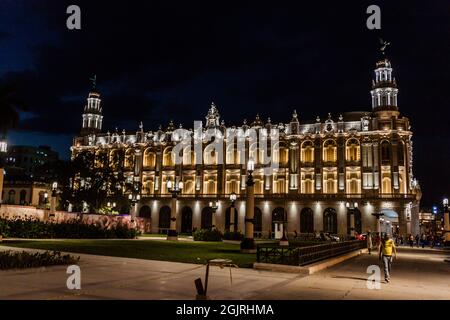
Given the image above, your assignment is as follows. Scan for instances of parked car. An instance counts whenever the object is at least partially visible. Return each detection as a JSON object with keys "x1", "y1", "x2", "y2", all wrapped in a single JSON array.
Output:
[
  {"x1": 356, "y1": 233, "x2": 367, "y2": 241},
  {"x1": 329, "y1": 234, "x2": 340, "y2": 242}
]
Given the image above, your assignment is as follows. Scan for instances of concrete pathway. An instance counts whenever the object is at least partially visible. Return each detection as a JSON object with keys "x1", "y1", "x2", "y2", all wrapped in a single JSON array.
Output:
[{"x1": 0, "y1": 246, "x2": 448, "y2": 300}]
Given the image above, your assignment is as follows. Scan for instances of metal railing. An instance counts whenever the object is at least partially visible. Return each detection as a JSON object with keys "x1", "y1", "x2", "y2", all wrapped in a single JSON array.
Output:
[{"x1": 256, "y1": 240, "x2": 367, "y2": 266}]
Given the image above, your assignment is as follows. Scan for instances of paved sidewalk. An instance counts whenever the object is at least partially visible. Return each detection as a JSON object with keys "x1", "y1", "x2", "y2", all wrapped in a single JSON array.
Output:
[{"x1": 0, "y1": 246, "x2": 448, "y2": 300}]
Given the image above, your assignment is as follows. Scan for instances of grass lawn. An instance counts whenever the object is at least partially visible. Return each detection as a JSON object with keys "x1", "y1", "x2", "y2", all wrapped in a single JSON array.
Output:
[{"x1": 2, "y1": 240, "x2": 256, "y2": 268}]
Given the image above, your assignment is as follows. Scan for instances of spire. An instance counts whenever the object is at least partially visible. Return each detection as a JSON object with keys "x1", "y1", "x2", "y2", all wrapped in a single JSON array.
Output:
[
  {"x1": 205, "y1": 102, "x2": 221, "y2": 128},
  {"x1": 291, "y1": 110, "x2": 299, "y2": 122},
  {"x1": 90, "y1": 74, "x2": 97, "y2": 91},
  {"x1": 80, "y1": 78, "x2": 103, "y2": 136},
  {"x1": 370, "y1": 40, "x2": 399, "y2": 116},
  {"x1": 251, "y1": 114, "x2": 263, "y2": 127}
]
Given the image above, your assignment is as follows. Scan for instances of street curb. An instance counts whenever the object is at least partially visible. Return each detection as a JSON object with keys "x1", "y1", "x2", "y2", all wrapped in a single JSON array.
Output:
[{"x1": 253, "y1": 248, "x2": 368, "y2": 275}]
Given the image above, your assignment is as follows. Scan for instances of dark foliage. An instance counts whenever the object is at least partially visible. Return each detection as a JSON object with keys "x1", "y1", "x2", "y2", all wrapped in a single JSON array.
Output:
[
  {"x1": 223, "y1": 231, "x2": 244, "y2": 241},
  {"x1": 0, "y1": 250, "x2": 79, "y2": 270},
  {"x1": 0, "y1": 217, "x2": 139, "y2": 239},
  {"x1": 193, "y1": 229, "x2": 223, "y2": 242}
]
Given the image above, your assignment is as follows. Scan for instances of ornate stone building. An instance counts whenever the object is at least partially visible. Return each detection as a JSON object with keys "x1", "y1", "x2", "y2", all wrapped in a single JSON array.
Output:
[{"x1": 71, "y1": 56, "x2": 421, "y2": 238}]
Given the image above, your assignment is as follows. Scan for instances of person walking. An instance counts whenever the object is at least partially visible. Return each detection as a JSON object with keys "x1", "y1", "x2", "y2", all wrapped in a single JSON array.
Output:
[
  {"x1": 421, "y1": 233, "x2": 426, "y2": 248},
  {"x1": 415, "y1": 234, "x2": 420, "y2": 247},
  {"x1": 367, "y1": 231, "x2": 373, "y2": 254},
  {"x1": 409, "y1": 234, "x2": 414, "y2": 248},
  {"x1": 379, "y1": 233, "x2": 397, "y2": 283}
]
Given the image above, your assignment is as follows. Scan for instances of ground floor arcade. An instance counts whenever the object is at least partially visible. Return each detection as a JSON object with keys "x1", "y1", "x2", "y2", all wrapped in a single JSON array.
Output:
[{"x1": 136, "y1": 198, "x2": 420, "y2": 238}]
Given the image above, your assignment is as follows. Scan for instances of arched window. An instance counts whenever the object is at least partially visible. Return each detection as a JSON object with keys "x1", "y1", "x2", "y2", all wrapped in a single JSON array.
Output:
[
  {"x1": 323, "y1": 208, "x2": 337, "y2": 234},
  {"x1": 109, "y1": 149, "x2": 123, "y2": 170},
  {"x1": 143, "y1": 149, "x2": 156, "y2": 168},
  {"x1": 159, "y1": 206, "x2": 171, "y2": 231},
  {"x1": 347, "y1": 208, "x2": 362, "y2": 235},
  {"x1": 254, "y1": 207, "x2": 263, "y2": 236},
  {"x1": 38, "y1": 191, "x2": 46, "y2": 206},
  {"x1": 19, "y1": 190, "x2": 27, "y2": 205},
  {"x1": 249, "y1": 142, "x2": 258, "y2": 164},
  {"x1": 163, "y1": 147, "x2": 175, "y2": 166},
  {"x1": 95, "y1": 151, "x2": 107, "y2": 168},
  {"x1": 181, "y1": 207, "x2": 193, "y2": 234},
  {"x1": 183, "y1": 147, "x2": 196, "y2": 165},
  {"x1": 204, "y1": 145, "x2": 218, "y2": 165},
  {"x1": 142, "y1": 176, "x2": 154, "y2": 195},
  {"x1": 124, "y1": 149, "x2": 134, "y2": 169},
  {"x1": 381, "y1": 141, "x2": 391, "y2": 165},
  {"x1": 139, "y1": 205, "x2": 151, "y2": 218},
  {"x1": 397, "y1": 141, "x2": 405, "y2": 166},
  {"x1": 272, "y1": 207, "x2": 286, "y2": 223},
  {"x1": 382, "y1": 177, "x2": 392, "y2": 194},
  {"x1": 323, "y1": 140, "x2": 337, "y2": 162},
  {"x1": 346, "y1": 139, "x2": 360, "y2": 162},
  {"x1": 8, "y1": 190, "x2": 15, "y2": 204},
  {"x1": 301, "y1": 141, "x2": 314, "y2": 163},
  {"x1": 201, "y1": 207, "x2": 213, "y2": 230},
  {"x1": 225, "y1": 207, "x2": 239, "y2": 231},
  {"x1": 279, "y1": 147, "x2": 288, "y2": 165},
  {"x1": 183, "y1": 179, "x2": 195, "y2": 195},
  {"x1": 300, "y1": 207, "x2": 314, "y2": 233}
]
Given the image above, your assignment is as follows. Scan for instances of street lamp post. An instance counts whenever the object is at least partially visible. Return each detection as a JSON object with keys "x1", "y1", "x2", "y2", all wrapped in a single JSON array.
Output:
[
  {"x1": 0, "y1": 138, "x2": 6, "y2": 206},
  {"x1": 167, "y1": 178, "x2": 183, "y2": 241},
  {"x1": 43, "y1": 191, "x2": 49, "y2": 221},
  {"x1": 241, "y1": 158, "x2": 256, "y2": 253},
  {"x1": 209, "y1": 200, "x2": 219, "y2": 230},
  {"x1": 49, "y1": 182, "x2": 58, "y2": 220},
  {"x1": 346, "y1": 202, "x2": 358, "y2": 238},
  {"x1": 128, "y1": 193, "x2": 141, "y2": 223},
  {"x1": 229, "y1": 192, "x2": 237, "y2": 232},
  {"x1": 443, "y1": 198, "x2": 450, "y2": 245},
  {"x1": 372, "y1": 212, "x2": 384, "y2": 234}
]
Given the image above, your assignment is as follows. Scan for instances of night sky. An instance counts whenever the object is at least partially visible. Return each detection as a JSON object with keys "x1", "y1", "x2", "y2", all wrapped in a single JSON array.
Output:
[{"x1": 0, "y1": 0, "x2": 449, "y2": 207}]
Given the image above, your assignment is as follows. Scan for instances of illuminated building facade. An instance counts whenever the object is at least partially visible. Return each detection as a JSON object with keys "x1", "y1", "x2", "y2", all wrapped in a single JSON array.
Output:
[{"x1": 71, "y1": 56, "x2": 421, "y2": 238}]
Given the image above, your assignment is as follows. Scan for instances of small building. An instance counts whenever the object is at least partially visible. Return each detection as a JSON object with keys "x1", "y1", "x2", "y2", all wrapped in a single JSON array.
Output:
[{"x1": 1, "y1": 178, "x2": 50, "y2": 207}]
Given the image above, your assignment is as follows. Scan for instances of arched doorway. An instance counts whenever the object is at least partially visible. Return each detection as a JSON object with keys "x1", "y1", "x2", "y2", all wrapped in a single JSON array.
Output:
[
  {"x1": 347, "y1": 208, "x2": 362, "y2": 235},
  {"x1": 139, "y1": 205, "x2": 151, "y2": 218},
  {"x1": 181, "y1": 206, "x2": 193, "y2": 234},
  {"x1": 19, "y1": 190, "x2": 27, "y2": 205},
  {"x1": 225, "y1": 207, "x2": 239, "y2": 231},
  {"x1": 159, "y1": 206, "x2": 171, "y2": 233},
  {"x1": 323, "y1": 208, "x2": 337, "y2": 234},
  {"x1": 272, "y1": 207, "x2": 286, "y2": 239},
  {"x1": 8, "y1": 190, "x2": 16, "y2": 204},
  {"x1": 254, "y1": 207, "x2": 262, "y2": 237},
  {"x1": 201, "y1": 207, "x2": 213, "y2": 230},
  {"x1": 300, "y1": 207, "x2": 314, "y2": 233},
  {"x1": 380, "y1": 209, "x2": 399, "y2": 236}
]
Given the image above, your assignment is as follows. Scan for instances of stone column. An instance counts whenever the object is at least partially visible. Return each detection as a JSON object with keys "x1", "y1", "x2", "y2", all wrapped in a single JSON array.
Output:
[
  {"x1": 241, "y1": 176, "x2": 255, "y2": 253},
  {"x1": 349, "y1": 211, "x2": 355, "y2": 237},
  {"x1": 230, "y1": 205, "x2": 235, "y2": 232},
  {"x1": 444, "y1": 210, "x2": 450, "y2": 244},
  {"x1": 0, "y1": 167, "x2": 4, "y2": 205},
  {"x1": 212, "y1": 209, "x2": 217, "y2": 230},
  {"x1": 50, "y1": 195, "x2": 57, "y2": 219},
  {"x1": 168, "y1": 194, "x2": 178, "y2": 240}
]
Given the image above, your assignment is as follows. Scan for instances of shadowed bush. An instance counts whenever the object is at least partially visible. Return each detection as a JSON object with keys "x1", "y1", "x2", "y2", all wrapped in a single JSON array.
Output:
[
  {"x1": 0, "y1": 218, "x2": 139, "y2": 239},
  {"x1": 193, "y1": 229, "x2": 223, "y2": 241},
  {"x1": 223, "y1": 231, "x2": 244, "y2": 241},
  {"x1": 0, "y1": 250, "x2": 79, "y2": 270}
]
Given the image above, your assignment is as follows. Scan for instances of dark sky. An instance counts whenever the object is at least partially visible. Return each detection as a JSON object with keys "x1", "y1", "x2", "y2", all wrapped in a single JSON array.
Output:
[{"x1": 0, "y1": 0, "x2": 449, "y2": 207}]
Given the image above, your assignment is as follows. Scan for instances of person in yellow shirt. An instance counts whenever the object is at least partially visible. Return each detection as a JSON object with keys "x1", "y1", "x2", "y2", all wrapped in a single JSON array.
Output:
[{"x1": 379, "y1": 233, "x2": 397, "y2": 283}]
